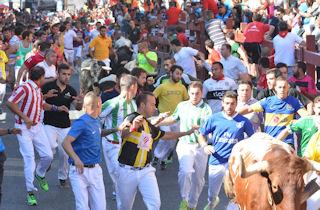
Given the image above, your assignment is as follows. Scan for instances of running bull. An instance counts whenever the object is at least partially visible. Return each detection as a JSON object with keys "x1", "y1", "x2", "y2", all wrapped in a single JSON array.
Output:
[
  {"x1": 224, "y1": 132, "x2": 320, "y2": 210},
  {"x1": 79, "y1": 58, "x2": 113, "y2": 94}
]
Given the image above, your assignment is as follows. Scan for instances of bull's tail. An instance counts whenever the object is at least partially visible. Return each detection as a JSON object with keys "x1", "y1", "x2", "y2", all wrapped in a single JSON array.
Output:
[{"x1": 224, "y1": 162, "x2": 236, "y2": 201}]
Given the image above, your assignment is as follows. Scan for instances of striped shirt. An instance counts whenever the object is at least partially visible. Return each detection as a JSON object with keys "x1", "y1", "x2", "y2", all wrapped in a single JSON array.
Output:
[
  {"x1": 205, "y1": 18, "x2": 226, "y2": 50},
  {"x1": 99, "y1": 95, "x2": 137, "y2": 142},
  {"x1": 172, "y1": 100, "x2": 212, "y2": 144},
  {"x1": 8, "y1": 80, "x2": 43, "y2": 124}
]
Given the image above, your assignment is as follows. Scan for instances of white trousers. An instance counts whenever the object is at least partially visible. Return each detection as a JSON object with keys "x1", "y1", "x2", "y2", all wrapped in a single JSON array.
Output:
[
  {"x1": 74, "y1": 46, "x2": 82, "y2": 58},
  {"x1": 15, "y1": 123, "x2": 53, "y2": 192},
  {"x1": 102, "y1": 139, "x2": 120, "y2": 185},
  {"x1": 64, "y1": 49, "x2": 75, "y2": 65},
  {"x1": 102, "y1": 139, "x2": 121, "y2": 207},
  {"x1": 69, "y1": 165, "x2": 106, "y2": 210},
  {"x1": 117, "y1": 165, "x2": 161, "y2": 210},
  {"x1": 208, "y1": 163, "x2": 228, "y2": 203},
  {"x1": 0, "y1": 83, "x2": 6, "y2": 104},
  {"x1": 44, "y1": 125, "x2": 70, "y2": 180},
  {"x1": 154, "y1": 123, "x2": 179, "y2": 161},
  {"x1": 176, "y1": 142, "x2": 208, "y2": 208}
]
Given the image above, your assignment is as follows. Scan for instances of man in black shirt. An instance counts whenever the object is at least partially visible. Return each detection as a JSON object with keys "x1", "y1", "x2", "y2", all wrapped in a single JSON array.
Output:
[
  {"x1": 42, "y1": 63, "x2": 83, "y2": 187},
  {"x1": 128, "y1": 20, "x2": 141, "y2": 59}
]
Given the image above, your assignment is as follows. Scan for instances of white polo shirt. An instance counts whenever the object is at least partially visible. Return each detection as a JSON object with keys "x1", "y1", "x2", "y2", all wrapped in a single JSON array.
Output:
[
  {"x1": 220, "y1": 55, "x2": 248, "y2": 81},
  {"x1": 36, "y1": 61, "x2": 56, "y2": 78}
]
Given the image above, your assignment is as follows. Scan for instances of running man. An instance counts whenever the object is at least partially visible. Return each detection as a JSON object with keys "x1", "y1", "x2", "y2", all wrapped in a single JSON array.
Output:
[{"x1": 198, "y1": 91, "x2": 254, "y2": 210}]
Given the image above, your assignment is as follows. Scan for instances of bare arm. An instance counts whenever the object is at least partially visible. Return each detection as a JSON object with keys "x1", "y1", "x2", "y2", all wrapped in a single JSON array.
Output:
[
  {"x1": 275, "y1": 127, "x2": 290, "y2": 141},
  {"x1": 156, "y1": 116, "x2": 177, "y2": 126},
  {"x1": 101, "y1": 128, "x2": 119, "y2": 137},
  {"x1": 15, "y1": 64, "x2": 28, "y2": 86},
  {"x1": 238, "y1": 105, "x2": 254, "y2": 115},
  {"x1": 62, "y1": 135, "x2": 84, "y2": 173},
  {"x1": 161, "y1": 127, "x2": 196, "y2": 140}
]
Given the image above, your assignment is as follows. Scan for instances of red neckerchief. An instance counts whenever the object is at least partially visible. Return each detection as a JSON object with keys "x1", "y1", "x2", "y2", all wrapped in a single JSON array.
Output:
[
  {"x1": 212, "y1": 75, "x2": 224, "y2": 81},
  {"x1": 279, "y1": 30, "x2": 288, "y2": 38}
]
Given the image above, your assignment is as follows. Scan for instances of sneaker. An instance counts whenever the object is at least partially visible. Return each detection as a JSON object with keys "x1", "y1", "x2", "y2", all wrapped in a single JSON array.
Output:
[
  {"x1": 26, "y1": 193, "x2": 37, "y2": 206},
  {"x1": 204, "y1": 197, "x2": 220, "y2": 210},
  {"x1": 179, "y1": 200, "x2": 188, "y2": 210},
  {"x1": 35, "y1": 174, "x2": 49, "y2": 192},
  {"x1": 165, "y1": 157, "x2": 173, "y2": 165},
  {"x1": 160, "y1": 161, "x2": 166, "y2": 170},
  {"x1": 59, "y1": 179, "x2": 70, "y2": 188},
  {"x1": 187, "y1": 208, "x2": 196, "y2": 210},
  {"x1": 112, "y1": 191, "x2": 116, "y2": 200},
  {"x1": 151, "y1": 157, "x2": 159, "y2": 167}
]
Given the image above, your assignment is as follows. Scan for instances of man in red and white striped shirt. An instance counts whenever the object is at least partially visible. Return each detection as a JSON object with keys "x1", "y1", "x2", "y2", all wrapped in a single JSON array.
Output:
[{"x1": 7, "y1": 66, "x2": 68, "y2": 206}]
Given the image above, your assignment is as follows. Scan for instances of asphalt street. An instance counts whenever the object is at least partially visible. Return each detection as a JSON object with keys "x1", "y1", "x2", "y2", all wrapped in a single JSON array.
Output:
[{"x1": 0, "y1": 73, "x2": 229, "y2": 210}]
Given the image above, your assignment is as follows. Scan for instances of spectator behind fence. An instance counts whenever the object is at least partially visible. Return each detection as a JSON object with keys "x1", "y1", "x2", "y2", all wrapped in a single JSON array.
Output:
[
  {"x1": 243, "y1": 13, "x2": 274, "y2": 77},
  {"x1": 273, "y1": 21, "x2": 305, "y2": 77},
  {"x1": 289, "y1": 61, "x2": 317, "y2": 100}
]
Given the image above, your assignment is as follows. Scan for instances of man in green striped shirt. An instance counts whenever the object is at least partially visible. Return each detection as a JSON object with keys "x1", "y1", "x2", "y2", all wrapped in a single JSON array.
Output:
[
  {"x1": 157, "y1": 81, "x2": 212, "y2": 210},
  {"x1": 99, "y1": 74, "x2": 138, "y2": 203}
]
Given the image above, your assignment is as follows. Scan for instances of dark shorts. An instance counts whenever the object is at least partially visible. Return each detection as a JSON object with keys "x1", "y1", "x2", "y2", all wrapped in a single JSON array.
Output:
[{"x1": 243, "y1": 42, "x2": 261, "y2": 64}]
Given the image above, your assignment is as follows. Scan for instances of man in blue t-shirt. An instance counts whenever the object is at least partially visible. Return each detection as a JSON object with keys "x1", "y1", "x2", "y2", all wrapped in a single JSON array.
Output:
[
  {"x1": 198, "y1": 91, "x2": 254, "y2": 210},
  {"x1": 62, "y1": 92, "x2": 127, "y2": 210},
  {"x1": 0, "y1": 128, "x2": 21, "y2": 204}
]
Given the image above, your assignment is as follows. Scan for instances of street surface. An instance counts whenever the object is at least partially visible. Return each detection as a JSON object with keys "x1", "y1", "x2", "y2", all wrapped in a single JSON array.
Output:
[{"x1": 0, "y1": 73, "x2": 229, "y2": 210}]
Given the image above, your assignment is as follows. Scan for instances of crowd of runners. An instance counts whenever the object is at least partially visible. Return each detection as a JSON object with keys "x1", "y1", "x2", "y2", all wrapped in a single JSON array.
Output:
[{"x1": 0, "y1": 0, "x2": 320, "y2": 210}]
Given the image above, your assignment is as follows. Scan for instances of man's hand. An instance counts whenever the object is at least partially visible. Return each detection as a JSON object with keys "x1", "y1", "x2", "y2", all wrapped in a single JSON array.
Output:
[
  {"x1": 203, "y1": 145, "x2": 215, "y2": 155},
  {"x1": 58, "y1": 105, "x2": 69, "y2": 113},
  {"x1": 11, "y1": 128, "x2": 21, "y2": 135},
  {"x1": 23, "y1": 117, "x2": 33, "y2": 129},
  {"x1": 132, "y1": 115, "x2": 144, "y2": 130},
  {"x1": 147, "y1": 77, "x2": 154, "y2": 85},
  {"x1": 45, "y1": 89, "x2": 58, "y2": 99},
  {"x1": 74, "y1": 158, "x2": 84, "y2": 174},
  {"x1": 118, "y1": 120, "x2": 131, "y2": 131},
  {"x1": 187, "y1": 125, "x2": 199, "y2": 135},
  {"x1": 72, "y1": 94, "x2": 84, "y2": 103}
]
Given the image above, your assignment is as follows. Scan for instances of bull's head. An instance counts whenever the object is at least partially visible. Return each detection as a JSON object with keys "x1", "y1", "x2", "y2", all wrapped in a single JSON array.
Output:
[{"x1": 238, "y1": 148, "x2": 320, "y2": 209}]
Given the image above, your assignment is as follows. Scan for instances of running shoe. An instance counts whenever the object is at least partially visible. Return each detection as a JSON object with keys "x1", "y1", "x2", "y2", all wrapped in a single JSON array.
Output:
[
  {"x1": 179, "y1": 200, "x2": 188, "y2": 210},
  {"x1": 26, "y1": 192, "x2": 37, "y2": 206},
  {"x1": 35, "y1": 174, "x2": 49, "y2": 192}
]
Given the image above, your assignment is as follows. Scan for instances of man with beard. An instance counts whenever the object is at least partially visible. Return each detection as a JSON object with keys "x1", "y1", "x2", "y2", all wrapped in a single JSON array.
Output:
[
  {"x1": 42, "y1": 63, "x2": 83, "y2": 188},
  {"x1": 152, "y1": 65, "x2": 189, "y2": 169},
  {"x1": 288, "y1": 61, "x2": 317, "y2": 100},
  {"x1": 203, "y1": 62, "x2": 237, "y2": 113}
]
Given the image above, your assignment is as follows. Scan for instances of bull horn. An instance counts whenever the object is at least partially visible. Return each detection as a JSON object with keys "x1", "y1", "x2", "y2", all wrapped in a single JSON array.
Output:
[
  {"x1": 238, "y1": 154, "x2": 269, "y2": 178},
  {"x1": 300, "y1": 178, "x2": 320, "y2": 204},
  {"x1": 81, "y1": 67, "x2": 91, "y2": 71}
]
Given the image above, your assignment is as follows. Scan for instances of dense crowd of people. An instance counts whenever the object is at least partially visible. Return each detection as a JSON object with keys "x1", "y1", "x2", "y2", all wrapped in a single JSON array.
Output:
[{"x1": 0, "y1": 0, "x2": 320, "y2": 210}]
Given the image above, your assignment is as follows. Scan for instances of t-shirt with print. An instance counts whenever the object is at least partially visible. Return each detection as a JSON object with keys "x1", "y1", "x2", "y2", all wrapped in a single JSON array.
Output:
[
  {"x1": 251, "y1": 95, "x2": 304, "y2": 145},
  {"x1": 200, "y1": 111, "x2": 254, "y2": 165}
]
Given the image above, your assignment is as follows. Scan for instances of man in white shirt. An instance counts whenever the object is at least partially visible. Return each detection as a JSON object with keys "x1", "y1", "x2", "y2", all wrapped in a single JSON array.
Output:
[
  {"x1": 90, "y1": 21, "x2": 102, "y2": 40},
  {"x1": 273, "y1": 21, "x2": 305, "y2": 77},
  {"x1": 220, "y1": 44, "x2": 249, "y2": 81},
  {"x1": 171, "y1": 39, "x2": 204, "y2": 78},
  {"x1": 236, "y1": 80, "x2": 263, "y2": 132},
  {"x1": 63, "y1": 21, "x2": 81, "y2": 67},
  {"x1": 36, "y1": 49, "x2": 57, "y2": 85},
  {"x1": 203, "y1": 62, "x2": 237, "y2": 113}
]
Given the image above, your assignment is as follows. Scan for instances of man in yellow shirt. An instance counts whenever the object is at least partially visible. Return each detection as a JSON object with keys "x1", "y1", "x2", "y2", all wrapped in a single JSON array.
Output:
[
  {"x1": 89, "y1": 25, "x2": 112, "y2": 66},
  {"x1": 152, "y1": 65, "x2": 189, "y2": 169},
  {"x1": 0, "y1": 49, "x2": 8, "y2": 113}
]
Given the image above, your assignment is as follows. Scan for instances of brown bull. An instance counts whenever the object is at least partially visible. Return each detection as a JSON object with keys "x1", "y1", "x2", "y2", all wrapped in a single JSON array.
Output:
[{"x1": 224, "y1": 133, "x2": 320, "y2": 210}]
